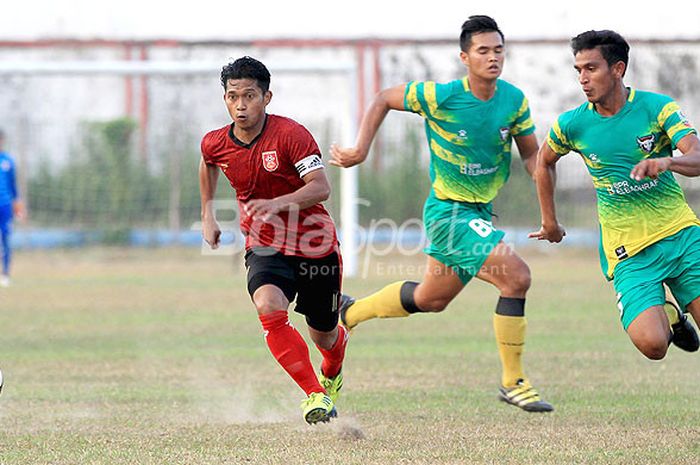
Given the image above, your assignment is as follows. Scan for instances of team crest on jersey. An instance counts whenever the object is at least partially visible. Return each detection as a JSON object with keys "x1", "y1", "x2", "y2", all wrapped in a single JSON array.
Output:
[
  {"x1": 0, "y1": 160, "x2": 10, "y2": 172},
  {"x1": 636, "y1": 134, "x2": 655, "y2": 153},
  {"x1": 262, "y1": 151, "x2": 279, "y2": 172},
  {"x1": 499, "y1": 127, "x2": 510, "y2": 141}
]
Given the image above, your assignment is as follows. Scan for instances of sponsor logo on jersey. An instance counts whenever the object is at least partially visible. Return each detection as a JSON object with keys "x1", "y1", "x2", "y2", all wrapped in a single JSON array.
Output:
[
  {"x1": 615, "y1": 245, "x2": 628, "y2": 260},
  {"x1": 677, "y1": 110, "x2": 692, "y2": 128},
  {"x1": 294, "y1": 154, "x2": 324, "y2": 177},
  {"x1": 606, "y1": 178, "x2": 659, "y2": 196},
  {"x1": 584, "y1": 153, "x2": 601, "y2": 169},
  {"x1": 262, "y1": 151, "x2": 279, "y2": 172},
  {"x1": 499, "y1": 127, "x2": 510, "y2": 141},
  {"x1": 459, "y1": 163, "x2": 499, "y2": 176},
  {"x1": 457, "y1": 129, "x2": 468, "y2": 139},
  {"x1": 636, "y1": 134, "x2": 655, "y2": 153}
]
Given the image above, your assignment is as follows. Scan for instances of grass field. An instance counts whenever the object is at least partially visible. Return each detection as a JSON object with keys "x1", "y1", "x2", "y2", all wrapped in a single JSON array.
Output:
[{"x1": 0, "y1": 246, "x2": 699, "y2": 464}]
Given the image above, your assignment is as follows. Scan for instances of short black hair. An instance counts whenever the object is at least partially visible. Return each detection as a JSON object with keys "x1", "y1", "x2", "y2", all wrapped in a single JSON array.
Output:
[
  {"x1": 571, "y1": 30, "x2": 630, "y2": 75},
  {"x1": 460, "y1": 15, "x2": 504, "y2": 51},
  {"x1": 220, "y1": 56, "x2": 271, "y2": 93}
]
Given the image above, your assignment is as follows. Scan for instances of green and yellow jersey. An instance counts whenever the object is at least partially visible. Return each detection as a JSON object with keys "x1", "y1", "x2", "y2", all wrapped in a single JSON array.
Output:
[
  {"x1": 404, "y1": 77, "x2": 535, "y2": 204},
  {"x1": 547, "y1": 88, "x2": 700, "y2": 279}
]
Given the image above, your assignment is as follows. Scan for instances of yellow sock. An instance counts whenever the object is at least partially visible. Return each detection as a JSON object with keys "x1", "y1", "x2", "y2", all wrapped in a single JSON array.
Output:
[
  {"x1": 493, "y1": 314, "x2": 526, "y2": 387},
  {"x1": 345, "y1": 281, "x2": 411, "y2": 327},
  {"x1": 664, "y1": 302, "x2": 680, "y2": 325}
]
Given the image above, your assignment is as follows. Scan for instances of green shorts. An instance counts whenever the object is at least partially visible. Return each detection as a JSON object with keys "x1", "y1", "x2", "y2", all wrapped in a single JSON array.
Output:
[
  {"x1": 613, "y1": 225, "x2": 700, "y2": 330},
  {"x1": 422, "y1": 192, "x2": 505, "y2": 285}
]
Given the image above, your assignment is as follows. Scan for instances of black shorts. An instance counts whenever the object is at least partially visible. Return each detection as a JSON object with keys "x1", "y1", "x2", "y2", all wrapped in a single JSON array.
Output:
[{"x1": 245, "y1": 247, "x2": 342, "y2": 332}]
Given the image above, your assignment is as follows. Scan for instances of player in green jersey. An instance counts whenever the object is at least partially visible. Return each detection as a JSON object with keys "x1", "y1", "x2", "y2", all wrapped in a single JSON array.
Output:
[
  {"x1": 330, "y1": 15, "x2": 553, "y2": 412},
  {"x1": 531, "y1": 30, "x2": 700, "y2": 360}
]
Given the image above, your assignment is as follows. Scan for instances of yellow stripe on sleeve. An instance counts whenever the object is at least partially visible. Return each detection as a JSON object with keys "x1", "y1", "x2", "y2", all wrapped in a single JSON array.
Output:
[
  {"x1": 424, "y1": 81, "x2": 438, "y2": 117},
  {"x1": 657, "y1": 101, "x2": 681, "y2": 129},
  {"x1": 666, "y1": 121, "x2": 692, "y2": 141},
  {"x1": 405, "y1": 83, "x2": 423, "y2": 114},
  {"x1": 514, "y1": 96, "x2": 529, "y2": 120},
  {"x1": 511, "y1": 118, "x2": 534, "y2": 136},
  {"x1": 551, "y1": 121, "x2": 571, "y2": 149},
  {"x1": 546, "y1": 135, "x2": 569, "y2": 155}
]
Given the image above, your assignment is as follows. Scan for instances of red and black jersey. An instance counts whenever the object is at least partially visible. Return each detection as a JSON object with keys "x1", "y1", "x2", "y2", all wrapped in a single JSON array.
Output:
[{"x1": 201, "y1": 114, "x2": 338, "y2": 258}]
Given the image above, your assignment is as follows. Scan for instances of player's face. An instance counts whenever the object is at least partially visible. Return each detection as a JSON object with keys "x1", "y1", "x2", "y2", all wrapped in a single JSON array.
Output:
[
  {"x1": 224, "y1": 79, "x2": 271, "y2": 131},
  {"x1": 460, "y1": 31, "x2": 505, "y2": 81},
  {"x1": 574, "y1": 48, "x2": 624, "y2": 104}
]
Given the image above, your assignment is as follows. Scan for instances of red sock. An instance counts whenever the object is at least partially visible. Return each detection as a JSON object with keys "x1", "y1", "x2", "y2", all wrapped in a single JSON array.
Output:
[
  {"x1": 259, "y1": 311, "x2": 324, "y2": 396},
  {"x1": 316, "y1": 325, "x2": 348, "y2": 378}
]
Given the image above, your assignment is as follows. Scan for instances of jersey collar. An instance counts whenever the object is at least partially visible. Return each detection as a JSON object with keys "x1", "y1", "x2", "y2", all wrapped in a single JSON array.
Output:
[
  {"x1": 587, "y1": 87, "x2": 636, "y2": 111},
  {"x1": 229, "y1": 114, "x2": 269, "y2": 149}
]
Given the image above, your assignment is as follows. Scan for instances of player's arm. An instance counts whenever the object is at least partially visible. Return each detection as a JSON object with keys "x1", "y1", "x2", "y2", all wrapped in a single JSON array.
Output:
[
  {"x1": 631, "y1": 134, "x2": 700, "y2": 180},
  {"x1": 9, "y1": 161, "x2": 25, "y2": 221},
  {"x1": 329, "y1": 84, "x2": 408, "y2": 168},
  {"x1": 528, "y1": 142, "x2": 566, "y2": 243},
  {"x1": 199, "y1": 158, "x2": 221, "y2": 249},
  {"x1": 245, "y1": 169, "x2": 330, "y2": 221},
  {"x1": 514, "y1": 133, "x2": 539, "y2": 178}
]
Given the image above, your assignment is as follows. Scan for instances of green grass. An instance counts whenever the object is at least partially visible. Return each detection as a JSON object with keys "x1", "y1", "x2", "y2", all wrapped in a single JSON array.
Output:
[{"x1": 0, "y1": 247, "x2": 699, "y2": 464}]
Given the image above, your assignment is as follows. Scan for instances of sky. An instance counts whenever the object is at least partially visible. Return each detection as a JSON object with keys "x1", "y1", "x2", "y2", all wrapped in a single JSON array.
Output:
[{"x1": 1, "y1": 0, "x2": 698, "y2": 41}]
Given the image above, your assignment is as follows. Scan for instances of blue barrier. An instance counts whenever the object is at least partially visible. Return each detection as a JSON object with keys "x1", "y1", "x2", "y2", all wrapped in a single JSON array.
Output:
[{"x1": 9, "y1": 226, "x2": 599, "y2": 249}]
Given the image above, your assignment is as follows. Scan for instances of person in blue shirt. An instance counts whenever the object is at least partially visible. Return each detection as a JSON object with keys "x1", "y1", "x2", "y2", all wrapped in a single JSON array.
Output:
[{"x1": 0, "y1": 129, "x2": 25, "y2": 287}]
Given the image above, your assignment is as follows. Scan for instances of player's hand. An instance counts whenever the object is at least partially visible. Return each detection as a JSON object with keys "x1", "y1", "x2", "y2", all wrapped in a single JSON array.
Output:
[
  {"x1": 244, "y1": 198, "x2": 284, "y2": 222},
  {"x1": 202, "y1": 217, "x2": 221, "y2": 249},
  {"x1": 528, "y1": 222, "x2": 566, "y2": 243},
  {"x1": 329, "y1": 144, "x2": 366, "y2": 168},
  {"x1": 12, "y1": 201, "x2": 27, "y2": 222},
  {"x1": 630, "y1": 157, "x2": 671, "y2": 181}
]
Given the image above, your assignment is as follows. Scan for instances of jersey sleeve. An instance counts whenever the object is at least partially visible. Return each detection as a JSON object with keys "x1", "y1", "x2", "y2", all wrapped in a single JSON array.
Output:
[
  {"x1": 284, "y1": 124, "x2": 324, "y2": 178},
  {"x1": 200, "y1": 132, "x2": 215, "y2": 164},
  {"x1": 510, "y1": 93, "x2": 535, "y2": 137},
  {"x1": 657, "y1": 98, "x2": 697, "y2": 149},
  {"x1": 403, "y1": 81, "x2": 451, "y2": 120},
  {"x1": 546, "y1": 113, "x2": 574, "y2": 156}
]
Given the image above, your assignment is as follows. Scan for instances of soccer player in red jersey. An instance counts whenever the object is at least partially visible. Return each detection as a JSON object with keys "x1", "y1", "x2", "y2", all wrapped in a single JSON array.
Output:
[{"x1": 199, "y1": 57, "x2": 348, "y2": 424}]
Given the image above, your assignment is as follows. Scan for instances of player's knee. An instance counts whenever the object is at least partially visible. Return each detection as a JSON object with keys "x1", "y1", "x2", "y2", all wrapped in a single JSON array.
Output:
[
  {"x1": 641, "y1": 345, "x2": 668, "y2": 360},
  {"x1": 253, "y1": 295, "x2": 288, "y2": 315},
  {"x1": 310, "y1": 328, "x2": 337, "y2": 350},
  {"x1": 415, "y1": 296, "x2": 450, "y2": 313},
  {"x1": 501, "y1": 265, "x2": 531, "y2": 295},
  {"x1": 638, "y1": 339, "x2": 668, "y2": 360}
]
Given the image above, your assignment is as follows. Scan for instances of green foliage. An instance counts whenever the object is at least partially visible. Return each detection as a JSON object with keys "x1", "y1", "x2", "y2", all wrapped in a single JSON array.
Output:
[
  {"x1": 25, "y1": 117, "x2": 605, "y2": 236},
  {"x1": 358, "y1": 127, "x2": 430, "y2": 224},
  {"x1": 27, "y1": 118, "x2": 203, "y2": 239},
  {"x1": 494, "y1": 156, "x2": 598, "y2": 228}
]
